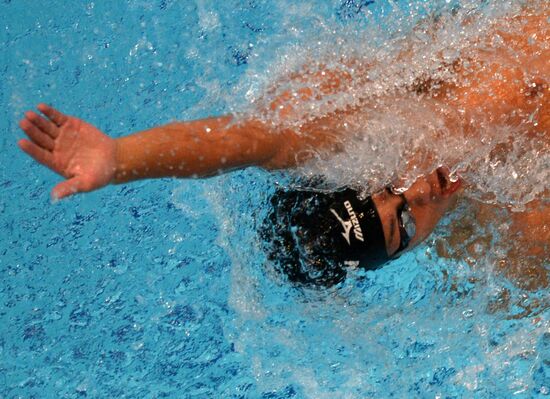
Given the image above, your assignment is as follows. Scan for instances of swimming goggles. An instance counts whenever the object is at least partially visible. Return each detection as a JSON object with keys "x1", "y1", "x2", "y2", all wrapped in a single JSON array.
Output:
[{"x1": 395, "y1": 194, "x2": 416, "y2": 256}]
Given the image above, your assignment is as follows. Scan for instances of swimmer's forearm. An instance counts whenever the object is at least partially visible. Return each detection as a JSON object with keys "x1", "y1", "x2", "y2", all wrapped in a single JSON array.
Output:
[
  {"x1": 113, "y1": 59, "x2": 356, "y2": 184},
  {"x1": 113, "y1": 116, "x2": 297, "y2": 183}
]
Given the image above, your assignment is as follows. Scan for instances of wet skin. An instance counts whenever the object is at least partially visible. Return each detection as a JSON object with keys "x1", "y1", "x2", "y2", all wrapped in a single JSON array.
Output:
[
  {"x1": 370, "y1": 9, "x2": 549, "y2": 259},
  {"x1": 372, "y1": 168, "x2": 463, "y2": 257},
  {"x1": 17, "y1": 8, "x2": 547, "y2": 270}
]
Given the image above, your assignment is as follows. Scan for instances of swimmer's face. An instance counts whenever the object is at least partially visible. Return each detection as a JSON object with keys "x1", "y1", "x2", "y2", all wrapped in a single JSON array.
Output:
[{"x1": 372, "y1": 167, "x2": 463, "y2": 256}]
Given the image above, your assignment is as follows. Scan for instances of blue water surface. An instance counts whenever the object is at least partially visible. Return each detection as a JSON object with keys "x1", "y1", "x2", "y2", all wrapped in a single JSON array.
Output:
[{"x1": 1, "y1": 1, "x2": 548, "y2": 398}]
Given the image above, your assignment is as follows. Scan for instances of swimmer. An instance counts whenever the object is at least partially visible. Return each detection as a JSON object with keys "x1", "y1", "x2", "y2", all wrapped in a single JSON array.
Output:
[{"x1": 17, "y1": 6, "x2": 548, "y2": 286}]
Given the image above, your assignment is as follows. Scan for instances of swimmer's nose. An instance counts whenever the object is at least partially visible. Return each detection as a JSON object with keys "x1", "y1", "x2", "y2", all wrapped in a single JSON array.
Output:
[
  {"x1": 436, "y1": 166, "x2": 462, "y2": 197},
  {"x1": 436, "y1": 167, "x2": 450, "y2": 192}
]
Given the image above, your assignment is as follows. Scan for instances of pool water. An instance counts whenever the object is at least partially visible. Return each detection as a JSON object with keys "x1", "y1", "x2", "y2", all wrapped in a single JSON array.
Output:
[{"x1": 1, "y1": 1, "x2": 548, "y2": 398}]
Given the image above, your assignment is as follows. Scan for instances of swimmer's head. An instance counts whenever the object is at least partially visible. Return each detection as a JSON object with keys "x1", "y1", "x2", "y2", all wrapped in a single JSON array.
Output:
[
  {"x1": 263, "y1": 167, "x2": 463, "y2": 287},
  {"x1": 372, "y1": 167, "x2": 463, "y2": 257}
]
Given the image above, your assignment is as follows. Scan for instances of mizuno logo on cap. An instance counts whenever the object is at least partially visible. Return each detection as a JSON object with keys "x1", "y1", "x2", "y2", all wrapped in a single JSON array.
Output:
[{"x1": 330, "y1": 201, "x2": 364, "y2": 245}]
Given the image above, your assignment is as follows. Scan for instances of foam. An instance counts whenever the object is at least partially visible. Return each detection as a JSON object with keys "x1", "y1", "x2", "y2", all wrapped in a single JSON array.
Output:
[
  {"x1": 202, "y1": 1, "x2": 549, "y2": 396},
  {"x1": 204, "y1": 0, "x2": 548, "y2": 208}
]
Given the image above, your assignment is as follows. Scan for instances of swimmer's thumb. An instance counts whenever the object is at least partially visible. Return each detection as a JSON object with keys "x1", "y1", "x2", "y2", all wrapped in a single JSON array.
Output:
[{"x1": 51, "y1": 177, "x2": 90, "y2": 201}]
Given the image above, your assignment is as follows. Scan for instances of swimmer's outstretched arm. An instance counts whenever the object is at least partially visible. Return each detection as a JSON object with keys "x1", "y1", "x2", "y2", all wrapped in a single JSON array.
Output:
[
  {"x1": 18, "y1": 104, "x2": 341, "y2": 200},
  {"x1": 113, "y1": 115, "x2": 307, "y2": 182}
]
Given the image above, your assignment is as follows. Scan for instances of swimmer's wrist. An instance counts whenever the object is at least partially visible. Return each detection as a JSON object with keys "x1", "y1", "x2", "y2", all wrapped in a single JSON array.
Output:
[{"x1": 113, "y1": 136, "x2": 133, "y2": 184}]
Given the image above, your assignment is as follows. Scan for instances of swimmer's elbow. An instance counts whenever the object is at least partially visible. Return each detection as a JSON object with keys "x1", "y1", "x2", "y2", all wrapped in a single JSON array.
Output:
[
  {"x1": 254, "y1": 127, "x2": 305, "y2": 170},
  {"x1": 261, "y1": 126, "x2": 344, "y2": 170}
]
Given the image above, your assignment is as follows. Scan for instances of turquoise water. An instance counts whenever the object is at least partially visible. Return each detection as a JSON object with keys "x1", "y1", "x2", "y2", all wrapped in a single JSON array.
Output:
[{"x1": 1, "y1": 1, "x2": 548, "y2": 398}]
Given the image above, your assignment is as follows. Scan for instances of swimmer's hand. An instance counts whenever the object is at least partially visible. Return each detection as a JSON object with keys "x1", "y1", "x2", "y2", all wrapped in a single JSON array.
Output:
[{"x1": 18, "y1": 104, "x2": 116, "y2": 201}]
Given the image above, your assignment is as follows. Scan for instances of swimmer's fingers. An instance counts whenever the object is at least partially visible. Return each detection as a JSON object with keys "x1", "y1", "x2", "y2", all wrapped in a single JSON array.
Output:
[
  {"x1": 19, "y1": 116, "x2": 55, "y2": 151},
  {"x1": 25, "y1": 110, "x2": 59, "y2": 138},
  {"x1": 37, "y1": 103, "x2": 68, "y2": 128},
  {"x1": 18, "y1": 138, "x2": 55, "y2": 169}
]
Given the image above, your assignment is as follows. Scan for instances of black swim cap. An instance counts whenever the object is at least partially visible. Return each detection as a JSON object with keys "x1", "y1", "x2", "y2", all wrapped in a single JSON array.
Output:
[{"x1": 261, "y1": 186, "x2": 389, "y2": 287}]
